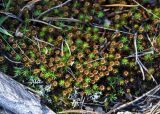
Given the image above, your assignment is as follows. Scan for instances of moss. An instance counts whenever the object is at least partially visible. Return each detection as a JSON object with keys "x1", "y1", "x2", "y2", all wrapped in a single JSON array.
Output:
[{"x1": 1, "y1": 0, "x2": 160, "y2": 112}]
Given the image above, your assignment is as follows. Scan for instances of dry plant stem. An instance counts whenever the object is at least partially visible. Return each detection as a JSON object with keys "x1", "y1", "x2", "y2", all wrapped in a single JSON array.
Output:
[
  {"x1": 0, "y1": 11, "x2": 23, "y2": 22},
  {"x1": 29, "y1": 19, "x2": 62, "y2": 30},
  {"x1": 58, "y1": 109, "x2": 99, "y2": 114},
  {"x1": 4, "y1": 55, "x2": 22, "y2": 64},
  {"x1": 149, "y1": 101, "x2": 160, "y2": 114},
  {"x1": 93, "y1": 25, "x2": 134, "y2": 35},
  {"x1": 67, "y1": 67, "x2": 76, "y2": 80},
  {"x1": 132, "y1": 0, "x2": 160, "y2": 20},
  {"x1": 64, "y1": 39, "x2": 71, "y2": 55},
  {"x1": 15, "y1": 24, "x2": 23, "y2": 37},
  {"x1": 134, "y1": 33, "x2": 138, "y2": 62},
  {"x1": 107, "y1": 84, "x2": 160, "y2": 114},
  {"x1": 125, "y1": 51, "x2": 153, "y2": 58},
  {"x1": 43, "y1": 17, "x2": 81, "y2": 22},
  {"x1": 20, "y1": 0, "x2": 40, "y2": 12},
  {"x1": 16, "y1": 42, "x2": 32, "y2": 62},
  {"x1": 138, "y1": 58, "x2": 157, "y2": 84},
  {"x1": 0, "y1": 34, "x2": 17, "y2": 54},
  {"x1": 133, "y1": 33, "x2": 157, "y2": 83},
  {"x1": 15, "y1": 24, "x2": 38, "y2": 46},
  {"x1": 34, "y1": 37, "x2": 54, "y2": 47},
  {"x1": 37, "y1": 0, "x2": 72, "y2": 19},
  {"x1": 134, "y1": 34, "x2": 146, "y2": 80},
  {"x1": 147, "y1": 95, "x2": 160, "y2": 99},
  {"x1": 61, "y1": 41, "x2": 64, "y2": 56},
  {"x1": 102, "y1": 4, "x2": 138, "y2": 7}
]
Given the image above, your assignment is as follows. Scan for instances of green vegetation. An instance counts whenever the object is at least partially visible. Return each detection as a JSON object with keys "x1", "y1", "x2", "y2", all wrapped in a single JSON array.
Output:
[{"x1": 0, "y1": 0, "x2": 160, "y2": 112}]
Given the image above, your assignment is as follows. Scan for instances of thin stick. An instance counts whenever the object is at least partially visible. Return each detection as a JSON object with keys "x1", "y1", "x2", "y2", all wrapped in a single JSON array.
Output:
[
  {"x1": 61, "y1": 41, "x2": 64, "y2": 56},
  {"x1": 102, "y1": 4, "x2": 138, "y2": 7},
  {"x1": 0, "y1": 34, "x2": 17, "y2": 54},
  {"x1": 20, "y1": 0, "x2": 40, "y2": 11},
  {"x1": 132, "y1": 0, "x2": 160, "y2": 20},
  {"x1": 37, "y1": 0, "x2": 72, "y2": 19},
  {"x1": 133, "y1": 33, "x2": 157, "y2": 83},
  {"x1": 125, "y1": 51, "x2": 153, "y2": 58},
  {"x1": 58, "y1": 109, "x2": 99, "y2": 114},
  {"x1": 64, "y1": 39, "x2": 71, "y2": 55},
  {"x1": 134, "y1": 34, "x2": 147, "y2": 80},
  {"x1": 67, "y1": 67, "x2": 76, "y2": 80},
  {"x1": 134, "y1": 33, "x2": 138, "y2": 62},
  {"x1": 4, "y1": 55, "x2": 21, "y2": 64},
  {"x1": 16, "y1": 42, "x2": 32, "y2": 62},
  {"x1": 43, "y1": 17, "x2": 81, "y2": 22},
  {"x1": 138, "y1": 58, "x2": 157, "y2": 84},
  {"x1": 34, "y1": 37, "x2": 54, "y2": 47},
  {"x1": 93, "y1": 25, "x2": 134, "y2": 35},
  {"x1": 0, "y1": 11, "x2": 23, "y2": 22},
  {"x1": 29, "y1": 19, "x2": 62, "y2": 30},
  {"x1": 107, "y1": 84, "x2": 160, "y2": 114}
]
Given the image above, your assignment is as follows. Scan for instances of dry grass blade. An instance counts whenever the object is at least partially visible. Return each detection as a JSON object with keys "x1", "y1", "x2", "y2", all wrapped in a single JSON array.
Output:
[
  {"x1": 134, "y1": 33, "x2": 138, "y2": 62},
  {"x1": 64, "y1": 39, "x2": 71, "y2": 55},
  {"x1": 133, "y1": 33, "x2": 157, "y2": 83},
  {"x1": 0, "y1": 11, "x2": 23, "y2": 22},
  {"x1": 4, "y1": 55, "x2": 21, "y2": 64},
  {"x1": 125, "y1": 51, "x2": 153, "y2": 58},
  {"x1": 58, "y1": 109, "x2": 99, "y2": 114},
  {"x1": 132, "y1": 0, "x2": 160, "y2": 20},
  {"x1": 37, "y1": 0, "x2": 72, "y2": 19},
  {"x1": 29, "y1": 19, "x2": 62, "y2": 30},
  {"x1": 93, "y1": 25, "x2": 134, "y2": 35},
  {"x1": 61, "y1": 41, "x2": 64, "y2": 56},
  {"x1": 102, "y1": 4, "x2": 138, "y2": 7},
  {"x1": 138, "y1": 58, "x2": 157, "y2": 84},
  {"x1": 43, "y1": 17, "x2": 81, "y2": 22},
  {"x1": 34, "y1": 37, "x2": 54, "y2": 47},
  {"x1": 107, "y1": 84, "x2": 160, "y2": 114},
  {"x1": 16, "y1": 42, "x2": 32, "y2": 62},
  {"x1": 20, "y1": 0, "x2": 40, "y2": 12}
]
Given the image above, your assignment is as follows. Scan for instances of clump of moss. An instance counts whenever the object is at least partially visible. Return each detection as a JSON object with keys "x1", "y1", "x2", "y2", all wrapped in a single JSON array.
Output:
[{"x1": 0, "y1": 0, "x2": 160, "y2": 112}]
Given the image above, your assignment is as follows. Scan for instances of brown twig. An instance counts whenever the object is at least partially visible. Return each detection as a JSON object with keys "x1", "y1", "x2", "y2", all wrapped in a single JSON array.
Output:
[
  {"x1": 43, "y1": 17, "x2": 81, "y2": 22},
  {"x1": 102, "y1": 4, "x2": 138, "y2": 7},
  {"x1": 34, "y1": 37, "x2": 54, "y2": 47},
  {"x1": 106, "y1": 84, "x2": 160, "y2": 114},
  {"x1": 29, "y1": 19, "x2": 62, "y2": 30},
  {"x1": 58, "y1": 109, "x2": 99, "y2": 114},
  {"x1": 4, "y1": 55, "x2": 22, "y2": 64},
  {"x1": 19, "y1": 0, "x2": 41, "y2": 17}
]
